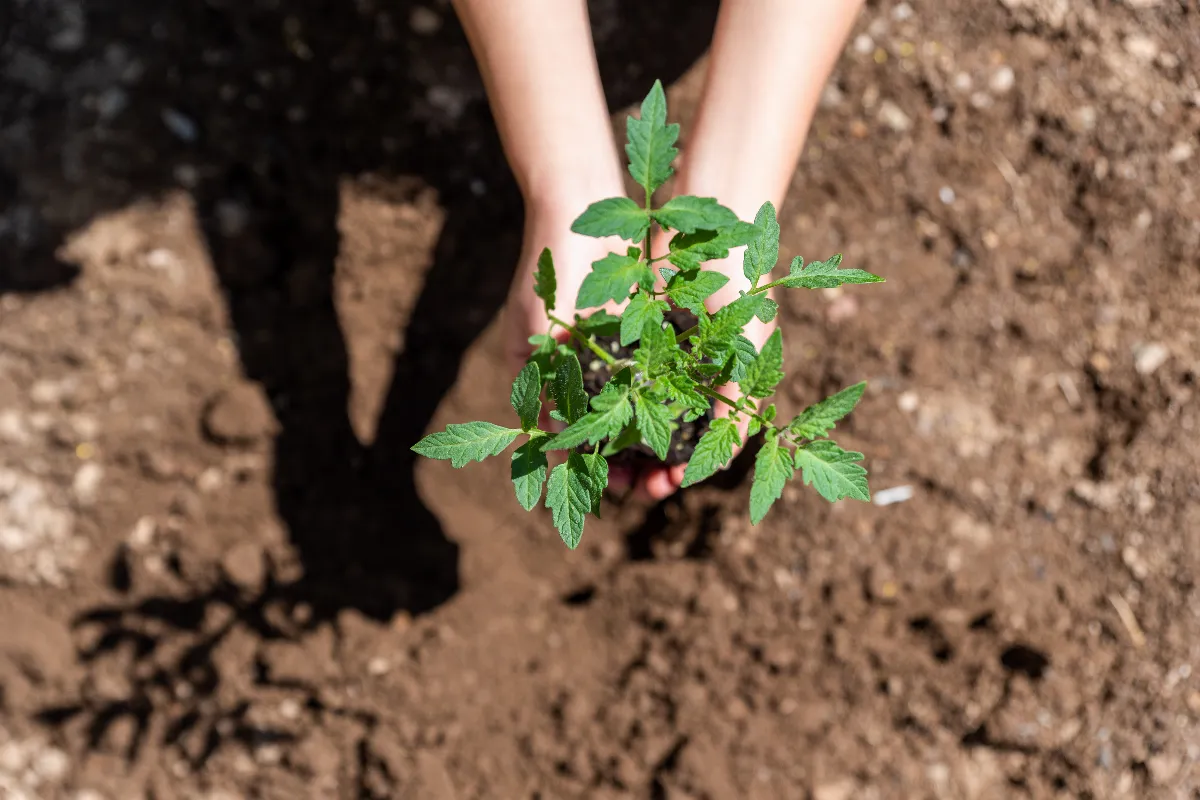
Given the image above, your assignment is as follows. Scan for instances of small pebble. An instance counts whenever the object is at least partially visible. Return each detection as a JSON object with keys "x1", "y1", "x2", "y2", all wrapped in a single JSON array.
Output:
[
  {"x1": 1167, "y1": 142, "x2": 1194, "y2": 164},
  {"x1": 1133, "y1": 342, "x2": 1168, "y2": 375},
  {"x1": 72, "y1": 463, "x2": 104, "y2": 506},
  {"x1": 989, "y1": 65, "x2": 1015, "y2": 94},
  {"x1": 897, "y1": 391, "x2": 919, "y2": 413},
  {"x1": 367, "y1": 657, "x2": 391, "y2": 676},
  {"x1": 409, "y1": 6, "x2": 442, "y2": 35},
  {"x1": 853, "y1": 34, "x2": 874, "y2": 55},
  {"x1": 161, "y1": 108, "x2": 198, "y2": 142},
  {"x1": 878, "y1": 100, "x2": 912, "y2": 132},
  {"x1": 1123, "y1": 35, "x2": 1159, "y2": 62},
  {"x1": 873, "y1": 485, "x2": 914, "y2": 506},
  {"x1": 892, "y1": 2, "x2": 914, "y2": 21},
  {"x1": 938, "y1": 186, "x2": 956, "y2": 205}
]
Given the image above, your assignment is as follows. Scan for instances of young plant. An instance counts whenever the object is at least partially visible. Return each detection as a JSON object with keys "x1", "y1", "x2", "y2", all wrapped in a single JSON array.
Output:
[{"x1": 413, "y1": 80, "x2": 884, "y2": 549}]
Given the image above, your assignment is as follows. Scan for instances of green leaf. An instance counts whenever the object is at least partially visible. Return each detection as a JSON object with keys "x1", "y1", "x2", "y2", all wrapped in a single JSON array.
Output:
[
  {"x1": 747, "y1": 416, "x2": 763, "y2": 438},
  {"x1": 511, "y1": 435, "x2": 549, "y2": 511},
  {"x1": 634, "y1": 318, "x2": 676, "y2": 375},
  {"x1": 660, "y1": 372, "x2": 708, "y2": 412},
  {"x1": 666, "y1": 223, "x2": 760, "y2": 271},
  {"x1": 544, "y1": 382, "x2": 633, "y2": 451},
  {"x1": 696, "y1": 294, "x2": 763, "y2": 359},
  {"x1": 726, "y1": 335, "x2": 758, "y2": 383},
  {"x1": 681, "y1": 417, "x2": 741, "y2": 487},
  {"x1": 794, "y1": 440, "x2": 870, "y2": 503},
  {"x1": 584, "y1": 450, "x2": 609, "y2": 515},
  {"x1": 779, "y1": 254, "x2": 884, "y2": 289},
  {"x1": 750, "y1": 435, "x2": 794, "y2": 524},
  {"x1": 788, "y1": 382, "x2": 866, "y2": 440},
  {"x1": 546, "y1": 452, "x2": 599, "y2": 549},
  {"x1": 652, "y1": 195, "x2": 739, "y2": 234},
  {"x1": 755, "y1": 297, "x2": 779, "y2": 324},
  {"x1": 412, "y1": 422, "x2": 522, "y2": 468},
  {"x1": 664, "y1": 269, "x2": 729, "y2": 315},
  {"x1": 601, "y1": 422, "x2": 643, "y2": 457},
  {"x1": 528, "y1": 333, "x2": 557, "y2": 380},
  {"x1": 575, "y1": 310, "x2": 621, "y2": 338},
  {"x1": 534, "y1": 248, "x2": 556, "y2": 313},
  {"x1": 739, "y1": 329, "x2": 784, "y2": 399},
  {"x1": 510, "y1": 361, "x2": 542, "y2": 430},
  {"x1": 577, "y1": 253, "x2": 656, "y2": 309},
  {"x1": 634, "y1": 392, "x2": 675, "y2": 460},
  {"x1": 743, "y1": 202, "x2": 780, "y2": 288},
  {"x1": 658, "y1": 266, "x2": 679, "y2": 283},
  {"x1": 620, "y1": 292, "x2": 670, "y2": 347},
  {"x1": 626, "y1": 80, "x2": 680, "y2": 194},
  {"x1": 551, "y1": 351, "x2": 590, "y2": 425},
  {"x1": 571, "y1": 197, "x2": 651, "y2": 242}
]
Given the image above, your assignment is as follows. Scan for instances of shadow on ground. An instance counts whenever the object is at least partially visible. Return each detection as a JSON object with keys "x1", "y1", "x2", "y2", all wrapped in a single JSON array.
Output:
[{"x1": 3, "y1": 0, "x2": 719, "y2": 765}]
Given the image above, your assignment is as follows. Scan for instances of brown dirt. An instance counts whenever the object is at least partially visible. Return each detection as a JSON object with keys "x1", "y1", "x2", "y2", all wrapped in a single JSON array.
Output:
[{"x1": 2, "y1": 0, "x2": 1200, "y2": 798}]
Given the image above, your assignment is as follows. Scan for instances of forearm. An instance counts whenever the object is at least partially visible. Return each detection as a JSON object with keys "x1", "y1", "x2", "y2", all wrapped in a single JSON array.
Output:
[
  {"x1": 679, "y1": 0, "x2": 865, "y2": 219},
  {"x1": 451, "y1": 0, "x2": 623, "y2": 210}
]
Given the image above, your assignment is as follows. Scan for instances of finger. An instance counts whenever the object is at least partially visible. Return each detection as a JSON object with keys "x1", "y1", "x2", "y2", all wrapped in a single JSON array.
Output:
[
  {"x1": 607, "y1": 464, "x2": 634, "y2": 497},
  {"x1": 638, "y1": 466, "x2": 679, "y2": 501}
]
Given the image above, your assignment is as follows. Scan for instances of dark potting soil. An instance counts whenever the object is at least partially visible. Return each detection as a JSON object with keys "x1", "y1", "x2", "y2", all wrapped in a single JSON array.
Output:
[{"x1": 575, "y1": 308, "x2": 715, "y2": 467}]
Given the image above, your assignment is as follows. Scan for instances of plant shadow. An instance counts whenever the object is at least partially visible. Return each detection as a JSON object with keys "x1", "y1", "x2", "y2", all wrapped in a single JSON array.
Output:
[{"x1": 7, "y1": 0, "x2": 720, "y2": 765}]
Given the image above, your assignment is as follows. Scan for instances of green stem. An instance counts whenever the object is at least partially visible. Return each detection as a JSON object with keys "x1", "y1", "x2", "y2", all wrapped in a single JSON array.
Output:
[
  {"x1": 674, "y1": 325, "x2": 697, "y2": 344},
  {"x1": 548, "y1": 313, "x2": 617, "y2": 367},
  {"x1": 693, "y1": 384, "x2": 772, "y2": 430}
]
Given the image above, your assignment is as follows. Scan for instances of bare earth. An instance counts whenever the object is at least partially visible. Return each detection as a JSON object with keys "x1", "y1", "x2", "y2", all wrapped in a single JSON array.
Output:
[{"x1": 2, "y1": 0, "x2": 1199, "y2": 798}]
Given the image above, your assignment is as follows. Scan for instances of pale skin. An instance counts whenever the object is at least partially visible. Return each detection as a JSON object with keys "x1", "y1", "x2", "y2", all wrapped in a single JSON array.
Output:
[{"x1": 451, "y1": 0, "x2": 865, "y2": 499}]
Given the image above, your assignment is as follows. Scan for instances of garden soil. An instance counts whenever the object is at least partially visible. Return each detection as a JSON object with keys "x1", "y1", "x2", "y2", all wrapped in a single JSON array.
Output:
[{"x1": 2, "y1": 1, "x2": 1200, "y2": 798}]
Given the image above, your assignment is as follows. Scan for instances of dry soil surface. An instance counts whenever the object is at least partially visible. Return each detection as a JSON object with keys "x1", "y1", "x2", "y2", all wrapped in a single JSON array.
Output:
[{"x1": 2, "y1": 0, "x2": 1200, "y2": 798}]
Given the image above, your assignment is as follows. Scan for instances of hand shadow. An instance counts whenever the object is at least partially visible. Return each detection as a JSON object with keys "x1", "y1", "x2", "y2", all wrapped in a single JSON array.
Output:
[{"x1": 15, "y1": 0, "x2": 721, "y2": 766}]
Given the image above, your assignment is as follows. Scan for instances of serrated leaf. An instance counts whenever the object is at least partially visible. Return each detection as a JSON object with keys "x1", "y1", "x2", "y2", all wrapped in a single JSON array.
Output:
[
  {"x1": 511, "y1": 435, "x2": 549, "y2": 511},
  {"x1": 652, "y1": 195, "x2": 739, "y2": 234},
  {"x1": 510, "y1": 361, "x2": 542, "y2": 430},
  {"x1": 626, "y1": 80, "x2": 679, "y2": 194},
  {"x1": 739, "y1": 329, "x2": 784, "y2": 399},
  {"x1": 577, "y1": 253, "x2": 656, "y2": 309},
  {"x1": 727, "y1": 335, "x2": 759, "y2": 383},
  {"x1": 658, "y1": 266, "x2": 678, "y2": 283},
  {"x1": 527, "y1": 333, "x2": 557, "y2": 380},
  {"x1": 601, "y1": 422, "x2": 643, "y2": 457},
  {"x1": 550, "y1": 351, "x2": 589, "y2": 425},
  {"x1": 412, "y1": 422, "x2": 521, "y2": 468},
  {"x1": 681, "y1": 417, "x2": 741, "y2": 487},
  {"x1": 575, "y1": 310, "x2": 621, "y2": 338},
  {"x1": 696, "y1": 294, "x2": 763, "y2": 359},
  {"x1": 534, "y1": 248, "x2": 556, "y2": 313},
  {"x1": 747, "y1": 416, "x2": 763, "y2": 438},
  {"x1": 743, "y1": 202, "x2": 780, "y2": 288},
  {"x1": 634, "y1": 318, "x2": 676, "y2": 375},
  {"x1": 755, "y1": 297, "x2": 778, "y2": 324},
  {"x1": 584, "y1": 450, "x2": 608, "y2": 515},
  {"x1": 788, "y1": 382, "x2": 866, "y2": 440},
  {"x1": 620, "y1": 292, "x2": 669, "y2": 347},
  {"x1": 664, "y1": 269, "x2": 729, "y2": 315},
  {"x1": 750, "y1": 435, "x2": 794, "y2": 524},
  {"x1": 634, "y1": 392, "x2": 675, "y2": 460},
  {"x1": 546, "y1": 452, "x2": 599, "y2": 549},
  {"x1": 571, "y1": 197, "x2": 651, "y2": 242},
  {"x1": 544, "y1": 382, "x2": 633, "y2": 451},
  {"x1": 779, "y1": 254, "x2": 884, "y2": 289},
  {"x1": 660, "y1": 371, "x2": 708, "y2": 412},
  {"x1": 794, "y1": 440, "x2": 870, "y2": 502}
]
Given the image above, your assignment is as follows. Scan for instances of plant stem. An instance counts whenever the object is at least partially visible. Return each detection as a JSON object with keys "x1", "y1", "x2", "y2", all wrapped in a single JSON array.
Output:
[
  {"x1": 674, "y1": 325, "x2": 697, "y2": 344},
  {"x1": 548, "y1": 313, "x2": 618, "y2": 366},
  {"x1": 693, "y1": 383, "x2": 771, "y2": 430}
]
